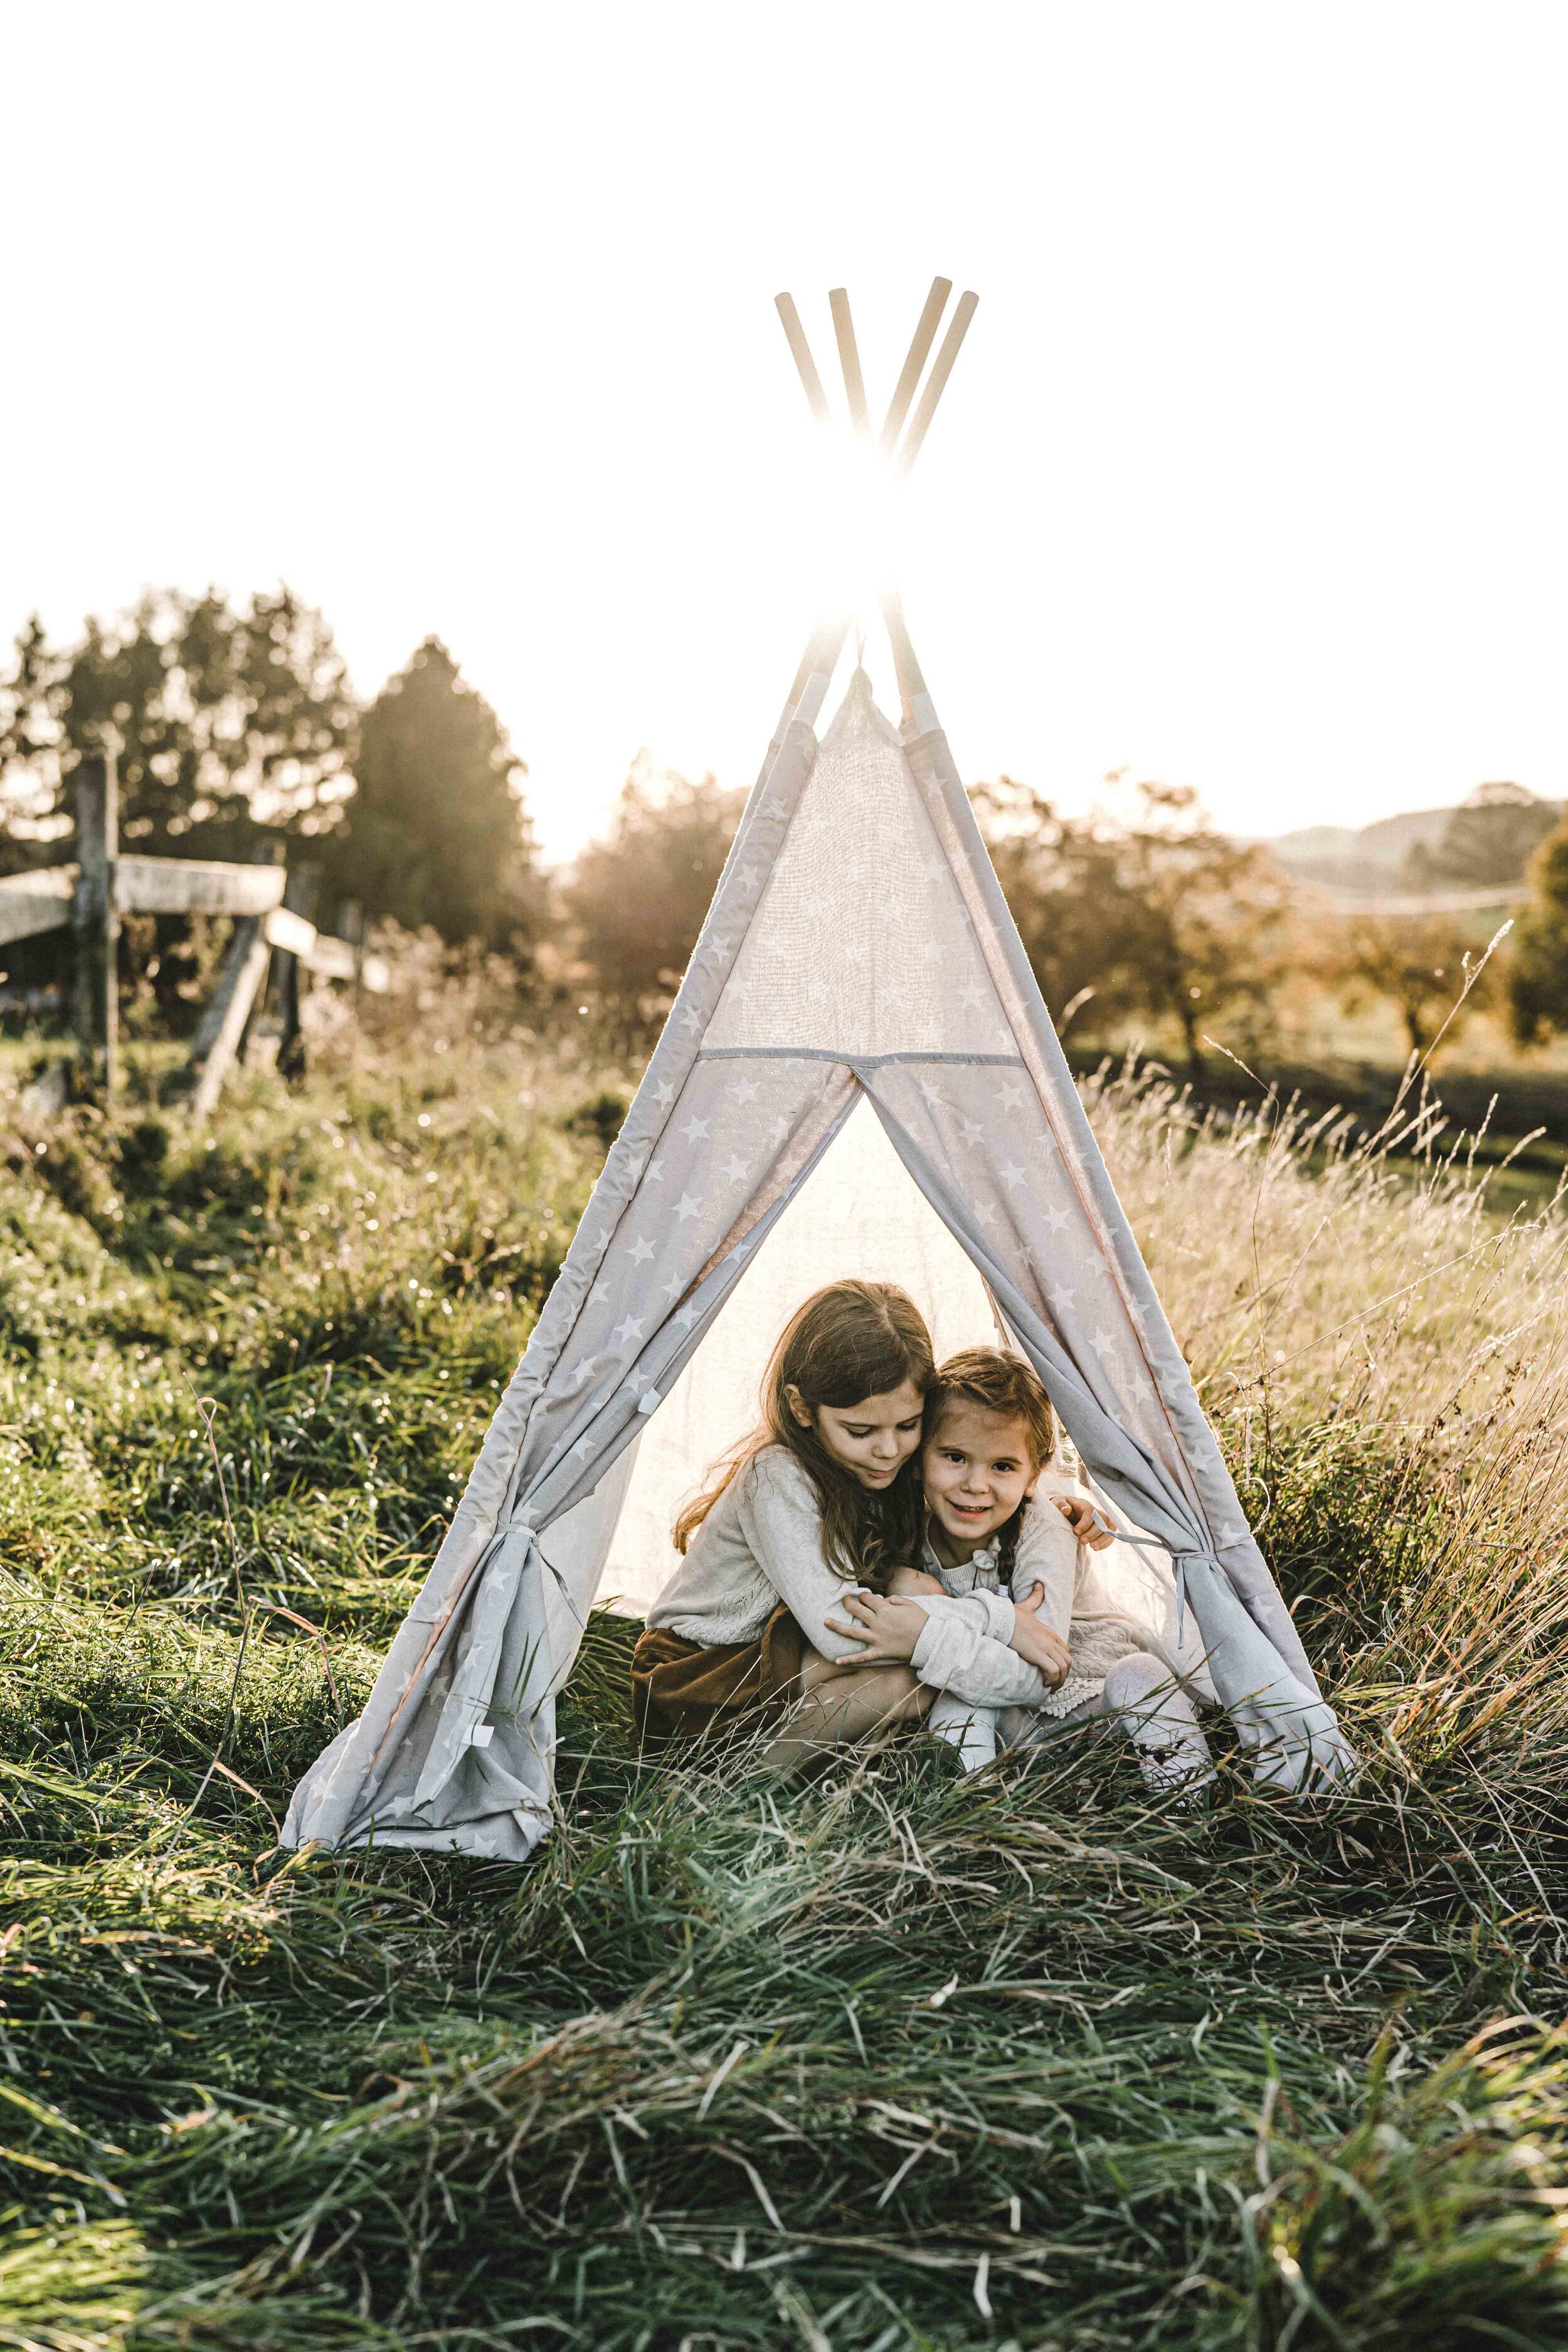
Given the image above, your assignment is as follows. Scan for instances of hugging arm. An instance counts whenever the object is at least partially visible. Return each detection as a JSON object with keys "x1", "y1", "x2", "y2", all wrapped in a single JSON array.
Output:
[
  {"x1": 733, "y1": 1454, "x2": 893, "y2": 1663},
  {"x1": 828, "y1": 1577, "x2": 1064, "y2": 1708}
]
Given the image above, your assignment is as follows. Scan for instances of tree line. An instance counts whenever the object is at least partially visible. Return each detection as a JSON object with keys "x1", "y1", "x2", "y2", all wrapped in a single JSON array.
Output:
[
  {"x1": 564, "y1": 761, "x2": 1568, "y2": 1064},
  {"x1": 0, "y1": 591, "x2": 541, "y2": 965},
  {"x1": 5, "y1": 586, "x2": 1568, "y2": 1061}
]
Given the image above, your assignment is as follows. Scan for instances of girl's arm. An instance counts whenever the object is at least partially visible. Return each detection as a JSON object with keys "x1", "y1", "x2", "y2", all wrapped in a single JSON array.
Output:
[
  {"x1": 827, "y1": 1586, "x2": 1061, "y2": 1707},
  {"x1": 734, "y1": 1453, "x2": 901, "y2": 1664},
  {"x1": 1011, "y1": 1493, "x2": 1081, "y2": 1640},
  {"x1": 911, "y1": 1606, "x2": 1055, "y2": 1707}
]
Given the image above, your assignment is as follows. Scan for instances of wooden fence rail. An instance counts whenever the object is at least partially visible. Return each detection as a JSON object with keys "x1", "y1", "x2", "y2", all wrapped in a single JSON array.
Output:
[{"x1": 1, "y1": 750, "x2": 384, "y2": 1111}]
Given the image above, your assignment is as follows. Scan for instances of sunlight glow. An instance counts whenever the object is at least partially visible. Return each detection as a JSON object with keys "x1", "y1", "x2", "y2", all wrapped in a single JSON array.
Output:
[
  {"x1": 4, "y1": 8, "x2": 1567, "y2": 862},
  {"x1": 800, "y1": 427, "x2": 910, "y2": 642}
]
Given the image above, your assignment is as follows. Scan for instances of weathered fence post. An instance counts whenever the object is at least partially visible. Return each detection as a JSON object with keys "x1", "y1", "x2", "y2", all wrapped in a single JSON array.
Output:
[
  {"x1": 342, "y1": 900, "x2": 365, "y2": 1016},
  {"x1": 186, "y1": 844, "x2": 283, "y2": 1122},
  {"x1": 72, "y1": 748, "x2": 119, "y2": 1100},
  {"x1": 275, "y1": 862, "x2": 322, "y2": 1082}
]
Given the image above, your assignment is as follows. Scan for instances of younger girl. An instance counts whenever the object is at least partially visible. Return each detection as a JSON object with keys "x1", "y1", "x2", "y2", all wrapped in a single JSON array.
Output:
[
  {"x1": 632, "y1": 1281, "x2": 1057, "y2": 1765},
  {"x1": 829, "y1": 1348, "x2": 1215, "y2": 1793}
]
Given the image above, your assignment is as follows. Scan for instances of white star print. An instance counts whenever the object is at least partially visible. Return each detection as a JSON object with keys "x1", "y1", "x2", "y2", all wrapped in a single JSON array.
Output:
[
  {"x1": 919, "y1": 941, "x2": 942, "y2": 965},
  {"x1": 729, "y1": 1074, "x2": 760, "y2": 1104},
  {"x1": 1043, "y1": 1204, "x2": 1070, "y2": 1234},
  {"x1": 614, "y1": 1313, "x2": 645, "y2": 1347},
  {"x1": 738, "y1": 864, "x2": 761, "y2": 892},
  {"x1": 960, "y1": 1117, "x2": 982, "y2": 1143},
  {"x1": 628, "y1": 1235, "x2": 655, "y2": 1265},
  {"x1": 999, "y1": 1081, "x2": 1025, "y2": 1112},
  {"x1": 974, "y1": 1201, "x2": 998, "y2": 1227},
  {"x1": 679, "y1": 1114, "x2": 711, "y2": 1143},
  {"x1": 675, "y1": 1194, "x2": 703, "y2": 1222},
  {"x1": 1091, "y1": 1328, "x2": 1116, "y2": 1353},
  {"x1": 721, "y1": 1153, "x2": 748, "y2": 1182},
  {"x1": 1056, "y1": 1288, "x2": 1076, "y2": 1313},
  {"x1": 959, "y1": 980, "x2": 987, "y2": 1010},
  {"x1": 674, "y1": 1302, "x2": 702, "y2": 1330},
  {"x1": 653, "y1": 1079, "x2": 675, "y2": 1107},
  {"x1": 844, "y1": 941, "x2": 867, "y2": 967},
  {"x1": 571, "y1": 1437, "x2": 595, "y2": 1459},
  {"x1": 568, "y1": 1357, "x2": 600, "y2": 1392},
  {"x1": 644, "y1": 1159, "x2": 664, "y2": 1184},
  {"x1": 1001, "y1": 1162, "x2": 1027, "y2": 1188}
]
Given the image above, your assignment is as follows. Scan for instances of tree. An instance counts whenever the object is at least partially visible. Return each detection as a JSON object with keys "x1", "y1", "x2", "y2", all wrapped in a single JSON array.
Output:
[
  {"x1": 1319, "y1": 911, "x2": 1496, "y2": 1056},
  {"x1": 1508, "y1": 815, "x2": 1568, "y2": 1046},
  {"x1": 978, "y1": 777, "x2": 1286, "y2": 1064},
  {"x1": 564, "y1": 760, "x2": 743, "y2": 1041},
  {"x1": 322, "y1": 638, "x2": 540, "y2": 951},
  {"x1": 0, "y1": 587, "x2": 358, "y2": 860},
  {"x1": 1402, "y1": 781, "x2": 1560, "y2": 891}
]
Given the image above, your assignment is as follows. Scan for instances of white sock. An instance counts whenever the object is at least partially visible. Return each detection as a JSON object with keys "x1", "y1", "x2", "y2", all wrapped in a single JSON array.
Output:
[{"x1": 927, "y1": 1691, "x2": 999, "y2": 1772}]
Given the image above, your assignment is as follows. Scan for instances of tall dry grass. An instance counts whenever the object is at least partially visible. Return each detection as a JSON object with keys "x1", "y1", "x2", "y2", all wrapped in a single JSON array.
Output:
[{"x1": 0, "y1": 1014, "x2": 1563, "y2": 2348}]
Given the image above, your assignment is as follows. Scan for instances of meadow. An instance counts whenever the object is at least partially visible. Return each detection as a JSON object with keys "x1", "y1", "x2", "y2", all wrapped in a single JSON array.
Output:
[{"x1": 1, "y1": 982, "x2": 1566, "y2": 2351}]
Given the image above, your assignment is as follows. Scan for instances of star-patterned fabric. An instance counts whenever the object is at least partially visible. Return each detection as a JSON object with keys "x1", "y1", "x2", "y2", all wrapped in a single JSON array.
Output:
[{"x1": 283, "y1": 674, "x2": 1352, "y2": 1862}]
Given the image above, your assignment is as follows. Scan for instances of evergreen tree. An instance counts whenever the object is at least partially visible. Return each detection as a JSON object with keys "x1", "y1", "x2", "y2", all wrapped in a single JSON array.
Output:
[
  {"x1": 325, "y1": 638, "x2": 539, "y2": 950},
  {"x1": 0, "y1": 588, "x2": 358, "y2": 859},
  {"x1": 1508, "y1": 817, "x2": 1568, "y2": 1046}
]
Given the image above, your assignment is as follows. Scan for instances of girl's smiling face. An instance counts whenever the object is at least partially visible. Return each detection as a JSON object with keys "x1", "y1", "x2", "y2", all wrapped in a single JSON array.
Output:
[
  {"x1": 922, "y1": 1396, "x2": 1039, "y2": 1564},
  {"x1": 786, "y1": 1377, "x2": 926, "y2": 1491}
]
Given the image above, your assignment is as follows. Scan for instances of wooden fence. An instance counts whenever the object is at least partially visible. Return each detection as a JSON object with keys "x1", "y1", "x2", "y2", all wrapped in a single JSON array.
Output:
[{"x1": 0, "y1": 752, "x2": 384, "y2": 1115}]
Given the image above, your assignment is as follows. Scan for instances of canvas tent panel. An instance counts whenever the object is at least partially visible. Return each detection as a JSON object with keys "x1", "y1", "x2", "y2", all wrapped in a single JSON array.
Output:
[{"x1": 704, "y1": 687, "x2": 1013, "y2": 1060}]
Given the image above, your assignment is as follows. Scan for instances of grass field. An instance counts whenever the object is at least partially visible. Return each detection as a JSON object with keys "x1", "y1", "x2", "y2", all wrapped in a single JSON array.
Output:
[{"x1": 1, "y1": 1002, "x2": 1566, "y2": 2350}]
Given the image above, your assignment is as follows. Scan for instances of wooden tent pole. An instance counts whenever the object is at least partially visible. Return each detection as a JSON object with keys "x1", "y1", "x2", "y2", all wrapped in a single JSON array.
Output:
[
  {"x1": 894, "y1": 289, "x2": 979, "y2": 477},
  {"x1": 774, "y1": 294, "x2": 832, "y2": 423},
  {"x1": 880, "y1": 587, "x2": 929, "y2": 731},
  {"x1": 828, "y1": 289, "x2": 870, "y2": 441},
  {"x1": 879, "y1": 277, "x2": 951, "y2": 455}
]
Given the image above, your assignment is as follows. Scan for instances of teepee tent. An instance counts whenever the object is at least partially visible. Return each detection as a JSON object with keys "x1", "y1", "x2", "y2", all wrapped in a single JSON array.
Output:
[{"x1": 284, "y1": 284, "x2": 1352, "y2": 1861}]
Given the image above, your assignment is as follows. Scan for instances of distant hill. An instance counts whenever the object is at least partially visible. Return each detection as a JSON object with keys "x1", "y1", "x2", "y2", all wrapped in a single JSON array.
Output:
[{"x1": 1261, "y1": 783, "x2": 1564, "y2": 899}]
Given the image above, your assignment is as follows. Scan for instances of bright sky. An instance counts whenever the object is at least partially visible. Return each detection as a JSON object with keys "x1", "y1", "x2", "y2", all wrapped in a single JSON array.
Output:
[{"x1": 4, "y1": 4, "x2": 1566, "y2": 863}]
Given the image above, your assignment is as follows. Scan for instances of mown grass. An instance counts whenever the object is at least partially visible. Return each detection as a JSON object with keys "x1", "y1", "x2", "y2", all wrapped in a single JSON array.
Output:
[{"x1": 0, "y1": 1005, "x2": 1565, "y2": 2349}]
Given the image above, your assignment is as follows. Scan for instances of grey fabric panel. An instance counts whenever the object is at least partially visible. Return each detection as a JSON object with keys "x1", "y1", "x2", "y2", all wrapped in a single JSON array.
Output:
[
  {"x1": 282, "y1": 1061, "x2": 860, "y2": 1851},
  {"x1": 900, "y1": 724, "x2": 1323, "y2": 1700},
  {"x1": 859, "y1": 1077, "x2": 1353, "y2": 1789},
  {"x1": 283, "y1": 702, "x2": 840, "y2": 1854}
]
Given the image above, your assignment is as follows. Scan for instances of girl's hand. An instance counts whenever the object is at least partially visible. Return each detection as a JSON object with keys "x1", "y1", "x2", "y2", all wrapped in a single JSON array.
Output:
[
  {"x1": 1052, "y1": 1494, "x2": 1116, "y2": 1551},
  {"x1": 893, "y1": 1567, "x2": 945, "y2": 1598},
  {"x1": 1009, "y1": 1582, "x2": 1073, "y2": 1687},
  {"x1": 824, "y1": 1589, "x2": 929, "y2": 1665}
]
